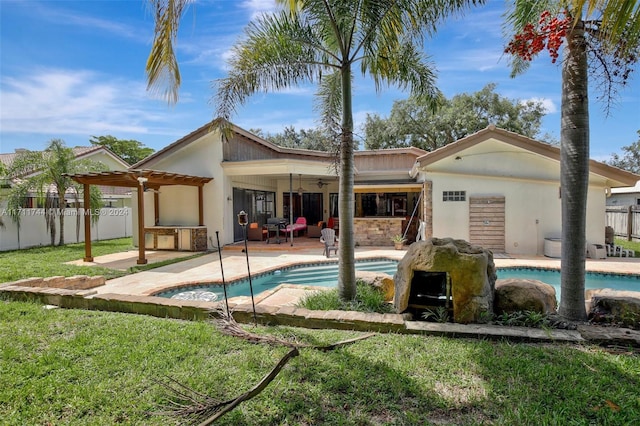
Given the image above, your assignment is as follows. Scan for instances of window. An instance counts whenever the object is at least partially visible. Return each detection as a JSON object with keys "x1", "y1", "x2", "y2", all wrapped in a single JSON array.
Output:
[
  {"x1": 443, "y1": 191, "x2": 466, "y2": 202},
  {"x1": 356, "y1": 192, "x2": 410, "y2": 217}
]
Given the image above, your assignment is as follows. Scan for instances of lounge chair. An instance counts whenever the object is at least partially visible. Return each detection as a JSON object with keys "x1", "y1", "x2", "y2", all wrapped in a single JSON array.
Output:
[
  {"x1": 320, "y1": 228, "x2": 338, "y2": 258},
  {"x1": 281, "y1": 217, "x2": 307, "y2": 237}
]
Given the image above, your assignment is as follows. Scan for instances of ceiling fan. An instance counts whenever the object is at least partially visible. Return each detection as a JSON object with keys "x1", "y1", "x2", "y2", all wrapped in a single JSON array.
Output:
[{"x1": 316, "y1": 179, "x2": 329, "y2": 189}]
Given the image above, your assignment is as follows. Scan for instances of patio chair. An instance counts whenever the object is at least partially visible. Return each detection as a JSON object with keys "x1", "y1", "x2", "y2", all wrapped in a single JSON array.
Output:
[
  {"x1": 320, "y1": 228, "x2": 338, "y2": 258},
  {"x1": 247, "y1": 222, "x2": 266, "y2": 241}
]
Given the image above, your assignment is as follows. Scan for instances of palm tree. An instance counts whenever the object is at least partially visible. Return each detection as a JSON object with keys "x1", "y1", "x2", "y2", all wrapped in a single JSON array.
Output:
[
  {"x1": 6, "y1": 139, "x2": 104, "y2": 246},
  {"x1": 572, "y1": 0, "x2": 640, "y2": 48},
  {"x1": 505, "y1": 1, "x2": 639, "y2": 321},
  {"x1": 147, "y1": 0, "x2": 481, "y2": 300}
]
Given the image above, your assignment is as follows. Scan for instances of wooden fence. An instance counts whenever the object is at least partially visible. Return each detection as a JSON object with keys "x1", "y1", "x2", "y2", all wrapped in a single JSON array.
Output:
[{"x1": 605, "y1": 205, "x2": 640, "y2": 241}]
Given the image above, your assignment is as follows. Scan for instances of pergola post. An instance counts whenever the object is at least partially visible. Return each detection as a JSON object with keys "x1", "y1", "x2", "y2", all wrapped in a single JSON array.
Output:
[
  {"x1": 83, "y1": 183, "x2": 93, "y2": 262},
  {"x1": 137, "y1": 183, "x2": 147, "y2": 265},
  {"x1": 198, "y1": 185, "x2": 204, "y2": 226}
]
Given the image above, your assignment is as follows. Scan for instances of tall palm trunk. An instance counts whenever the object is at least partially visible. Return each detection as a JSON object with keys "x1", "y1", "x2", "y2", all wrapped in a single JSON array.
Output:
[
  {"x1": 559, "y1": 21, "x2": 589, "y2": 321},
  {"x1": 338, "y1": 64, "x2": 356, "y2": 300}
]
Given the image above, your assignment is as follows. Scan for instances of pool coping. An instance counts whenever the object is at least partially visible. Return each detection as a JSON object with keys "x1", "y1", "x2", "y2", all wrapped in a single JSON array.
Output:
[{"x1": 98, "y1": 251, "x2": 640, "y2": 299}]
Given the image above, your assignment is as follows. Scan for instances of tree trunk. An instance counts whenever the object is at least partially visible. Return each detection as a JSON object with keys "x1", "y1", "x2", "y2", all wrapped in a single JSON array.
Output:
[
  {"x1": 58, "y1": 205, "x2": 65, "y2": 246},
  {"x1": 58, "y1": 186, "x2": 67, "y2": 246},
  {"x1": 338, "y1": 64, "x2": 356, "y2": 301},
  {"x1": 558, "y1": 22, "x2": 589, "y2": 321}
]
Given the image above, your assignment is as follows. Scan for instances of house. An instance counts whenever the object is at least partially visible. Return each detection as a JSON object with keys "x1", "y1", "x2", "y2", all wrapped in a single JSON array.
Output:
[
  {"x1": 0, "y1": 145, "x2": 131, "y2": 208},
  {"x1": 607, "y1": 181, "x2": 640, "y2": 206},
  {"x1": 66, "y1": 122, "x2": 639, "y2": 262},
  {"x1": 0, "y1": 145, "x2": 131, "y2": 250},
  {"x1": 411, "y1": 125, "x2": 639, "y2": 256},
  {"x1": 126, "y1": 119, "x2": 426, "y2": 253}
]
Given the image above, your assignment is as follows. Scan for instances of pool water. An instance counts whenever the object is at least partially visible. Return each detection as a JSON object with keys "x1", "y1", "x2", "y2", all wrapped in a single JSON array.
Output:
[{"x1": 157, "y1": 259, "x2": 640, "y2": 301}]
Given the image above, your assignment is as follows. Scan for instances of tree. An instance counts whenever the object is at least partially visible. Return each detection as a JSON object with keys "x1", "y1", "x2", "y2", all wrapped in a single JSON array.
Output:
[
  {"x1": 89, "y1": 135, "x2": 155, "y2": 165},
  {"x1": 263, "y1": 126, "x2": 334, "y2": 151},
  {"x1": 0, "y1": 162, "x2": 7, "y2": 229},
  {"x1": 6, "y1": 139, "x2": 105, "y2": 246},
  {"x1": 505, "y1": 1, "x2": 639, "y2": 321},
  {"x1": 147, "y1": 0, "x2": 482, "y2": 301},
  {"x1": 608, "y1": 130, "x2": 640, "y2": 174},
  {"x1": 364, "y1": 83, "x2": 547, "y2": 150}
]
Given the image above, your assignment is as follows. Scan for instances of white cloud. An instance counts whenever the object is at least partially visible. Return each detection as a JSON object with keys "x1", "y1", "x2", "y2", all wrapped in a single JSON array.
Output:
[
  {"x1": 0, "y1": 68, "x2": 178, "y2": 139},
  {"x1": 437, "y1": 48, "x2": 504, "y2": 73},
  {"x1": 240, "y1": 0, "x2": 278, "y2": 20},
  {"x1": 521, "y1": 97, "x2": 558, "y2": 114},
  {"x1": 33, "y1": 2, "x2": 146, "y2": 41}
]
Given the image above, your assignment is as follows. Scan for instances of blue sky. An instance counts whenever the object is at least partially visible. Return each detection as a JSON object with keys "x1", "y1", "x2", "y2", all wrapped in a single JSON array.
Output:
[{"x1": 1, "y1": 0, "x2": 638, "y2": 162}]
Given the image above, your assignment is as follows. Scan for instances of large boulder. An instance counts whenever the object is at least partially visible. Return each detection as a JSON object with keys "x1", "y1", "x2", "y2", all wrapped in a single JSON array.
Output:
[
  {"x1": 393, "y1": 238, "x2": 496, "y2": 324},
  {"x1": 586, "y1": 289, "x2": 640, "y2": 328},
  {"x1": 494, "y1": 279, "x2": 557, "y2": 315},
  {"x1": 356, "y1": 270, "x2": 394, "y2": 301}
]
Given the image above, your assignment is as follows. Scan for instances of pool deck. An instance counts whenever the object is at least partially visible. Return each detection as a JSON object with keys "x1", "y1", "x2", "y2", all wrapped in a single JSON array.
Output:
[{"x1": 81, "y1": 240, "x2": 639, "y2": 302}]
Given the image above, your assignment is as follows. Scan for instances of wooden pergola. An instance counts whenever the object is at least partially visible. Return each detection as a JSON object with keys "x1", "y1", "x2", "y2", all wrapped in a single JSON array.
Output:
[{"x1": 64, "y1": 169, "x2": 213, "y2": 265}]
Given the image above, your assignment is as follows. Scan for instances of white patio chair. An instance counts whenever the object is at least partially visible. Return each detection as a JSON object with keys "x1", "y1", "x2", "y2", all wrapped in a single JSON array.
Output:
[{"x1": 320, "y1": 228, "x2": 338, "y2": 258}]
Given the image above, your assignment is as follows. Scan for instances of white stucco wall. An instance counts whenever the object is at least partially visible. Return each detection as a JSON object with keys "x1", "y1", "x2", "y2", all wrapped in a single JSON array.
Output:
[
  {"x1": 421, "y1": 138, "x2": 609, "y2": 255},
  {"x1": 84, "y1": 151, "x2": 128, "y2": 170},
  {"x1": 132, "y1": 132, "x2": 226, "y2": 248},
  {"x1": 428, "y1": 173, "x2": 606, "y2": 255}
]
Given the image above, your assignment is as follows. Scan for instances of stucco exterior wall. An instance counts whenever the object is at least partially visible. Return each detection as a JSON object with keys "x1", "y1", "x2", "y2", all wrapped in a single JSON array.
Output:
[
  {"x1": 132, "y1": 133, "x2": 224, "y2": 247},
  {"x1": 420, "y1": 138, "x2": 610, "y2": 255},
  {"x1": 85, "y1": 151, "x2": 128, "y2": 170},
  {"x1": 428, "y1": 173, "x2": 606, "y2": 255}
]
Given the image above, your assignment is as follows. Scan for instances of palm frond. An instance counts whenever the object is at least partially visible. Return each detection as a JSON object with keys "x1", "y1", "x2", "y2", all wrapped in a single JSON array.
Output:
[
  {"x1": 314, "y1": 70, "x2": 343, "y2": 136},
  {"x1": 146, "y1": 0, "x2": 191, "y2": 104},
  {"x1": 573, "y1": 0, "x2": 640, "y2": 52},
  {"x1": 212, "y1": 10, "x2": 333, "y2": 121}
]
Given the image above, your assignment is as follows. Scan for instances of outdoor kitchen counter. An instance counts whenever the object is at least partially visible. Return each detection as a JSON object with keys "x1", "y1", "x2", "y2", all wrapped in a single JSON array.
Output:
[
  {"x1": 354, "y1": 217, "x2": 404, "y2": 246},
  {"x1": 144, "y1": 226, "x2": 208, "y2": 251}
]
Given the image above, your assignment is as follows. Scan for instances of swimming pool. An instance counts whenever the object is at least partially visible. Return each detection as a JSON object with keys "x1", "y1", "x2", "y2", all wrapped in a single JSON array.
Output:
[{"x1": 156, "y1": 259, "x2": 640, "y2": 301}]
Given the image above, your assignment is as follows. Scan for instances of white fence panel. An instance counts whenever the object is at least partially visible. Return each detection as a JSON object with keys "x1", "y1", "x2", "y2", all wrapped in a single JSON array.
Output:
[{"x1": 0, "y1": 208, "x2": 132, "y2": 251}]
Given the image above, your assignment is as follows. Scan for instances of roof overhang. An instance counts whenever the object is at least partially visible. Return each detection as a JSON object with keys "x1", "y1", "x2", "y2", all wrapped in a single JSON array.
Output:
[
  {"x1": 354, "y1": 183, "x2": 423, "y2": 193},
  {"x1": 221, "y1": 159, "x2": 338, "y2": 177},
  {"x1": 414, "y1": 126, "x2": 640, "y2": 188}
]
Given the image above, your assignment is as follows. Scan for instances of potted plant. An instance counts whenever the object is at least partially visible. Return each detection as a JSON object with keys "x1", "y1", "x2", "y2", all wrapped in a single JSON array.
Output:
[{"x1": 391, "y1": 234, "x2": 406, "y2": 250}]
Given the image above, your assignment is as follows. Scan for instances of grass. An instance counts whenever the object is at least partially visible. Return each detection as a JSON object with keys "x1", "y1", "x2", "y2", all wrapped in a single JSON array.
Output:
[
  {"x1": 297, "y1": 282, "x2": 395, "y2": 314},
  {"x1": 0, "y1": 238, "x2": 134, "y2": 282},
  {"x1": 1, "y1": 299, "x2": 639, "y2": 425},
  {"x1": 615, "y1": 238, "x2": 640, "y2": 257},
  {"x1": 0, "y1": 237, "x2": 211, "y2": 284}
]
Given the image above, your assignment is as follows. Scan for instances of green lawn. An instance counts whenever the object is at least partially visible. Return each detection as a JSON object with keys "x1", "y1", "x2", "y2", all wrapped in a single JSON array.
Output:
[
  {"x1": 0, "y1": 238, "x2": 134, "y2": 283},
  {"x1": 616, "y1": 238, "x2": 640, "y2": 257},
  {"x1": 1, "y1": 300, "x2": 639, "y2": 425}
]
